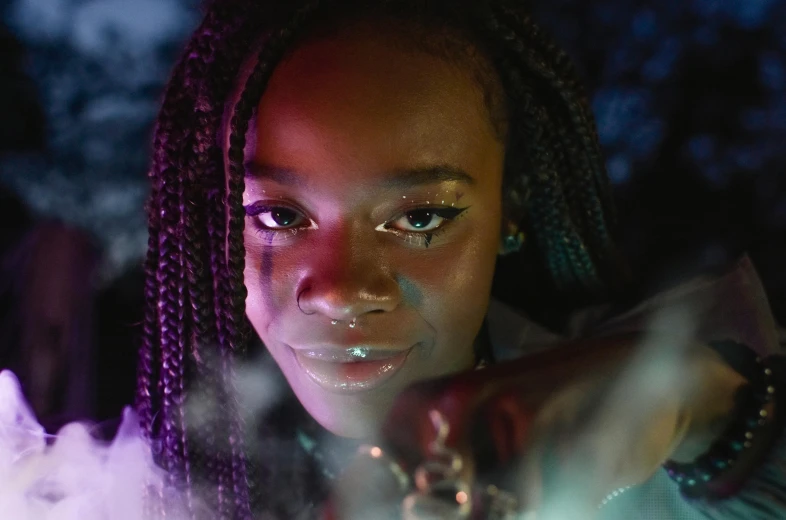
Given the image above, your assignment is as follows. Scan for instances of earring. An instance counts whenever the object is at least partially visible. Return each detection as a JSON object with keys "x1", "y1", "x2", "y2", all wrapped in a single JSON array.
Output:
[
  {"x1": 499, "y1": 222, "x2": 525, "y2": 255},
  {"x1": 499, "y1": 219, "x2": 526, "y2": 256}
]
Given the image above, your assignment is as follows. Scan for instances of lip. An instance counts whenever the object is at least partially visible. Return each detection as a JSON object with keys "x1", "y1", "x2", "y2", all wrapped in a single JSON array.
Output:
[{"x1": 291, "y1": 345, "x2": 414, "y2": 394}]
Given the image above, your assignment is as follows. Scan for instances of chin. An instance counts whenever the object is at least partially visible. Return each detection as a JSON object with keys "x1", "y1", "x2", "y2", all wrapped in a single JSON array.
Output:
[
  {"x1": 317, "y1": 416, "x2": 374, "y2": 439},
  {"x1": 294, "y1": 384, "x2": 396, "y2": 440}
]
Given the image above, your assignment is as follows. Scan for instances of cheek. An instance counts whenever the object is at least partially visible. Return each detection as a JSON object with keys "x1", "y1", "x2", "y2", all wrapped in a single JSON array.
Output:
[
  {"x1": 400, "y1": 226, "x2": 499, "y2": 341},
  {"x1": 243, "y1": 233, "x2": 293, "y2": 336}
]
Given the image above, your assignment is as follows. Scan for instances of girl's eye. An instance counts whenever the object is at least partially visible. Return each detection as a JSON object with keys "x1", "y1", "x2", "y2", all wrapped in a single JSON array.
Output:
[
  {"x1": 244, "y1": 202, "x2": 466, "y2": 247},
  {"x1": 389, "y1": 208, "x2": 448, "y2": 232},
  {"x1": 379, "y1": 206, "x2": 468, "y2": 240},
  {"x1": 243, "y1": 203, "x2": 314, "y2": 239},
  {"x1": 257, "y1": 207, "x2": 304, "y2": 229}
]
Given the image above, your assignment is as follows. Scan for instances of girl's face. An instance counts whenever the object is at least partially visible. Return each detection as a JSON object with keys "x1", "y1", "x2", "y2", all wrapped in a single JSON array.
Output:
[{"x1": 239, "y1": 28, "x2": 505, "y2": 438}]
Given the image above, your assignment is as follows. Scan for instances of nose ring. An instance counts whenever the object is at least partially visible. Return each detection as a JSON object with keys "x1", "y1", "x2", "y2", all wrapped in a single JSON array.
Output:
[
  {"x1": 331, "y1": 318, "x2": 358, "y2": 328},
  {"x1": 296, "y1": 289, "x2": 315, "y2": 316},
  {"x1": 299, "y1": 289, "x2": 357, "y2": 327}
]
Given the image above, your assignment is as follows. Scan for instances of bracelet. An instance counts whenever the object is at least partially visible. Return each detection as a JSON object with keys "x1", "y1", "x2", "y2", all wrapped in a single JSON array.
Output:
[{"x1": 663, "y1": 341, "x2": 783, "y2": 500}]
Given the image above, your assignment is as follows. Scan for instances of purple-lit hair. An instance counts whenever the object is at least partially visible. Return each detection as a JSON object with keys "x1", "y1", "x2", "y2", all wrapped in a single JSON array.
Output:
[{"x1": 137, "y1": 0, "x2": 627, "y2": 517}]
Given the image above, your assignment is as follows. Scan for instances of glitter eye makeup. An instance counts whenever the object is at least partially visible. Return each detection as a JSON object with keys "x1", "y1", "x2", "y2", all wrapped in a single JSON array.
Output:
[
  {"x1": 244, "y1": 197, "x2": 470, "y2": 249},
  {"x1": 376, "y1": 206, "x2": 469, "y2": 248}
]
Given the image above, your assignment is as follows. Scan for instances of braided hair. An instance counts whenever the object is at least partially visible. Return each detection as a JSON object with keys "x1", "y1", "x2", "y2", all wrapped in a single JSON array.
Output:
[{"x1": 137, "y1": 0, "x2": 628, "y2": 517}]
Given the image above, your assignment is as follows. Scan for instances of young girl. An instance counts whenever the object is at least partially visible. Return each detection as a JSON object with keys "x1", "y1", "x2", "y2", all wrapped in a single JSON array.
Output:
[{"x1": 136, "y1": 0, "x2": 786, "y2": 518}]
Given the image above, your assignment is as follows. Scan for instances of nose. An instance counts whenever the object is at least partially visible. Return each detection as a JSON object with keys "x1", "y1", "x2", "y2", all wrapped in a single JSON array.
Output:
[{"x1": 296, "y1": 232, "x2": 401, "y2": 321}]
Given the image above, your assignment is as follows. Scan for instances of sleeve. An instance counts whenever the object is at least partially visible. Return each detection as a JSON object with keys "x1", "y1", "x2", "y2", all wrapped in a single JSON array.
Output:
[
  {"x1": 591, "y1": 255, "x2": 783, "y2": 357},
  {"x1": 690, "y1": 439, "x2": 786, "y2": 519},
  {"x1": 487, "y1": 255, "x2": 782, "y2": 360}
]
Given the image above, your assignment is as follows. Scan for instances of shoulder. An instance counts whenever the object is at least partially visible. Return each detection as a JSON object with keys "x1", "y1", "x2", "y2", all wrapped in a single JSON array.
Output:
[{"x1": 487, "y1": 255, "x2": 784, "y2": 361}]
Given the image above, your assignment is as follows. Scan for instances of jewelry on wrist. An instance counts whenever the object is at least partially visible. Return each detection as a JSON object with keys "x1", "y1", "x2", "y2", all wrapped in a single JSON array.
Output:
[{"x1": 663, "y1": 341, "x2": 784, "y2": 500}]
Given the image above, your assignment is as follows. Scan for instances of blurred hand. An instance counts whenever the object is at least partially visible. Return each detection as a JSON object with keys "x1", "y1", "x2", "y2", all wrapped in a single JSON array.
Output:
[{"x1": 326, "y1": 334, "x2": 739, "y2": 519}]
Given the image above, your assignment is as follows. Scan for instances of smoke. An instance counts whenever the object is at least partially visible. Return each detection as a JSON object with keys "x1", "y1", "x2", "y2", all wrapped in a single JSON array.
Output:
[
  {"x1": 0, "y1": 352, "x2": 293, "y2": 519},
  {"x1": 522, "y1": 304, "x2": 706, "y2": 519},
  {"x1": 0, "y1": 370, "x2": 189, "y2": 519}
]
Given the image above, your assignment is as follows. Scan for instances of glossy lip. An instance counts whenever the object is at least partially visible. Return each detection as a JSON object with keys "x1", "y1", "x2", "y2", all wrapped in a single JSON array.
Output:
[
  {"x1": 296, "y1": 346, "x2": 409, "y2": 363},
  {"x1": 290, "y1": 345, "x2": 416, "y2": 394}
]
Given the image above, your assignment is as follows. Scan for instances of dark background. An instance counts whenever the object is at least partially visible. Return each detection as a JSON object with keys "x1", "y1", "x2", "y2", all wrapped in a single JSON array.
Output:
[{"x1": 1, "y1": 0, "x2": 784, "y2": 421}]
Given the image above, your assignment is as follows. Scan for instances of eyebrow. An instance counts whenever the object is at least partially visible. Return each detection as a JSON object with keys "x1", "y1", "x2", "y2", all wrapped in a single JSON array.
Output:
[{"x1": 244, "y1": 161, "x2": 477, "y2": 188}]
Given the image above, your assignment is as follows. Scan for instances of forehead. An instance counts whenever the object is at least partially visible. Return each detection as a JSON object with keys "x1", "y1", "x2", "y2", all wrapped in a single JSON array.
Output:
[{"x1": 248, "y1": 29, "x2": 503, "y2": 187}]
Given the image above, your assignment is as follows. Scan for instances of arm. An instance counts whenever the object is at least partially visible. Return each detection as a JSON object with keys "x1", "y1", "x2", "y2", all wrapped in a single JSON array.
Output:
[{"x1": 582, "y1": 256, "x2": 786, "y2": 517}]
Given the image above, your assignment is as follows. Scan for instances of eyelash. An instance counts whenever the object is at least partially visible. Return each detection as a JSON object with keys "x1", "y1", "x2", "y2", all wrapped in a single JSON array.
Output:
[
  {"x1": 244, "y1": 202, "x2": 314, "y2": 242},
  {"x1": 243, "y1": 202, "x2": 468, "y2": 247},
  {"x1": 378, "y1": 206, "x2": 468, "y2": 248}
]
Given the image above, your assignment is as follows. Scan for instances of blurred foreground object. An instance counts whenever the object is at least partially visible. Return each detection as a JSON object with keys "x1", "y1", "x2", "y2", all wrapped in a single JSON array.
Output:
[{"x1": 0, "y1": 219, "x2": 101, "y2": 428}]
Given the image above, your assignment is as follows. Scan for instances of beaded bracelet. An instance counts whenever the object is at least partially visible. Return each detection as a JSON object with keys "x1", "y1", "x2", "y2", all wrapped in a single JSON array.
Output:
[{"x1": 663, "y1": 341, "x2": 783, "y2": 500}]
